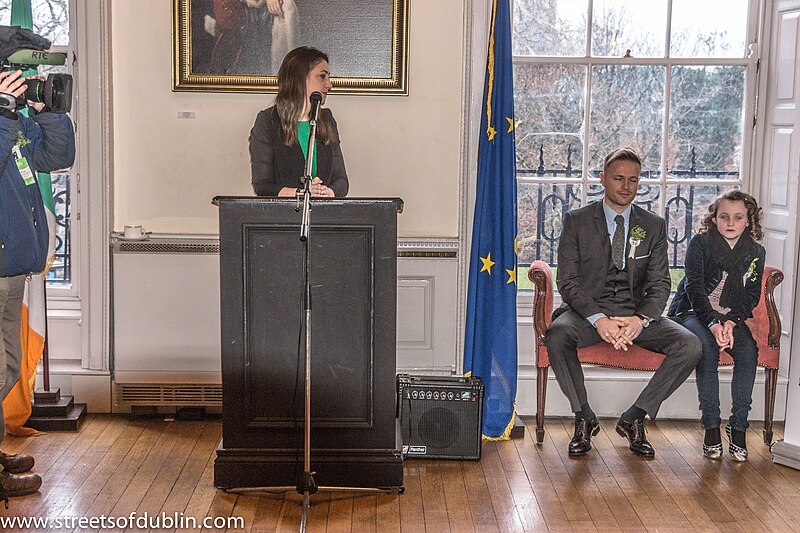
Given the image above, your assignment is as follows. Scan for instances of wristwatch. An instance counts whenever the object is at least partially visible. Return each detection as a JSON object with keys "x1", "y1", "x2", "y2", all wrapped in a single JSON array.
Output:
[{"x1": 636, "y1": 314, "x2": 652, "y2": 328}]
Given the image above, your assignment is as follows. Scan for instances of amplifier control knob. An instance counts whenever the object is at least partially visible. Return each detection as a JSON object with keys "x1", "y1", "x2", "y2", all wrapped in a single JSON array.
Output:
[
  {"x1": 426, "y1": 391, "x2": 432, "y2": 400},
  {"x1": 448, "y1": 392, "x2": 454, "y2": 400}
]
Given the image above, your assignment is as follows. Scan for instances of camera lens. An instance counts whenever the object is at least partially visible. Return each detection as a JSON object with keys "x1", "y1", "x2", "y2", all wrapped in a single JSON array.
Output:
[
  {"x1": 23, "y1": 77, "x2": 45, "y2": 103},
  {"x1": 22, "y1": 73, "x2": 72, "y2": 113}
]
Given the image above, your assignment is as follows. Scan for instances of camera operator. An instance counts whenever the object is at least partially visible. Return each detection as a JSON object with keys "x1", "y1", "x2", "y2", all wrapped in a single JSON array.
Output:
[{"x1": 0, "y1": 68, "x2": 75, "y2": 502}]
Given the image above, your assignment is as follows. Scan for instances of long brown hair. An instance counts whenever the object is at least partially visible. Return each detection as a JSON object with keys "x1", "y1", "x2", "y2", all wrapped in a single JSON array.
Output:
[
  {"x1": 274, "y1": 46, "x2": 335, "y2": 146},
  {"x1": 699, "y1": 190, "x2": 763, "y2": 241}
]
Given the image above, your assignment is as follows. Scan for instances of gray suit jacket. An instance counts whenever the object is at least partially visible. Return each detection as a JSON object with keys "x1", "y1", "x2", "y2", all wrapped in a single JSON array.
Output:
[{"x1": 555, "y1": 200, "x2": 671, "y2": 321}]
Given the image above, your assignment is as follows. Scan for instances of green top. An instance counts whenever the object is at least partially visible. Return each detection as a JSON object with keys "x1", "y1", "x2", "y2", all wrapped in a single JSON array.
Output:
[{"x1": 297, "y1": 121, "x2": 317, "y2": 179}]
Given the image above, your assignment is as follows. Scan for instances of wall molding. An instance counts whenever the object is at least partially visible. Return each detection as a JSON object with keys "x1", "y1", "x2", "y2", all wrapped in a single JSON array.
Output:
[{"x1": 398, "y1": 237, "x2": 459, "y2": 258}]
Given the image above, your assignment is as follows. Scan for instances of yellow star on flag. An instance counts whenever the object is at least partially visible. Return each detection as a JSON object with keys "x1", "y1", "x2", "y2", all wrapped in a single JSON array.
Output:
[
  {"x1": 506, "y1": 117, "x2": 518, "y2": 133},
  {"x1": 480, "y1": 253, "x2": 496, "y2": 274},
  {"x1": 487, "y1": 125, "x2": 497, "y2": 141},
  {"x1": 514, "y1": 235, "x2": 519, "y2": 255},
  {"x1": 506, "y1": 267, "x2": 517, "y2": 284}
]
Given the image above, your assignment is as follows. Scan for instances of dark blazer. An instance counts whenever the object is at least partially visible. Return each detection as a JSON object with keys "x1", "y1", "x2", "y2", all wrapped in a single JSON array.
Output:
[
  {"x1": 556, "y1": 201, "x2": 671, "y2": 321},
  {"x1": 249, "y1": 105, "x2": 349, "y2": 197},
  {"x1": 668, "y1": 232, "x2": 765, "y2": 327}
]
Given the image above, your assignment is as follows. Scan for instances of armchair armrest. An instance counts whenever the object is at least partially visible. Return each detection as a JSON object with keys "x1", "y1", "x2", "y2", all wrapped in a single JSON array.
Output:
[
  {"x1": 528, "y1": 260, "x2": 554, "y2": 345},
  {"x1": 764, "y1": 268, "x2": 784, "y2": 349}
]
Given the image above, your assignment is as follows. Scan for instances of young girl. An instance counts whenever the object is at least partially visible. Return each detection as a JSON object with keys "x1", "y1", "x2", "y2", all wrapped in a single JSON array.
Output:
[{"x1": 668, "y1": 190, "x2": 765, "y2": 461}]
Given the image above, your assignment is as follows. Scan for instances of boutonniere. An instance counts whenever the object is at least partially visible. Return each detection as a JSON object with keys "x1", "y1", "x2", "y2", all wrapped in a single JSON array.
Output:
[
  {"x1": 743, "y1": 257, "x2": 759, "y2": 284},
  {"x1": 15, "y1": 131, "x2": 30, "y2": 148},
  {"x1": 628, "y1": 225, "x2": 646, "y2": 259}
]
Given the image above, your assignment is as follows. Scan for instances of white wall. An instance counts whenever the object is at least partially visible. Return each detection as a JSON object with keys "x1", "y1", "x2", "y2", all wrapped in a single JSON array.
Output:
[{"x1": 110, "y1": 0, "x2": 464, "y2": 237}]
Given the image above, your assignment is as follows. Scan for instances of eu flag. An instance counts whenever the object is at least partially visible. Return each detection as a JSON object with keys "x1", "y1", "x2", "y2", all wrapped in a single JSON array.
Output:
[{"x1": 464, "y1": 0, "x2": 518, "y2": 440}]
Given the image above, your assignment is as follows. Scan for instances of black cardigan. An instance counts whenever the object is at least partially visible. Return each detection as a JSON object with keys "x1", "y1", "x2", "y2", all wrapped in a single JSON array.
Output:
[
  {"x1": 668, "y1": 232, "x2": 765, "y2": 327},
  {"x1": 249, "y1": 105, "x2": 349, "y2": 197}
]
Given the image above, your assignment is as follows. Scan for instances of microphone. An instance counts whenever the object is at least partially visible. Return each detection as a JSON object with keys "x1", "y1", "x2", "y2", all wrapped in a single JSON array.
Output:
[{"x1": 308, "y1": 91, "x2": 322, "y2": 122}]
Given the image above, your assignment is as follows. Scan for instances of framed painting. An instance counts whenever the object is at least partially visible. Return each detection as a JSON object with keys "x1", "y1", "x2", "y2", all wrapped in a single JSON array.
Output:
[{"x1": 173, "y1": 0, "x2": 409, "y2": 95}]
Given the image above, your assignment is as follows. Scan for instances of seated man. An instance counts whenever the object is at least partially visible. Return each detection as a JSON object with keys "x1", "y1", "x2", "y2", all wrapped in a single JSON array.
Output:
[{"x1": 544, "y1": 147, "x2": 701, "y2": 457}]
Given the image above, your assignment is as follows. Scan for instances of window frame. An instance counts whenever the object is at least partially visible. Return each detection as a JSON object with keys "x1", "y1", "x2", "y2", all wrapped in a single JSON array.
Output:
[{"x1": 512, "y1": 0, "x2": 763, "y2": 277}]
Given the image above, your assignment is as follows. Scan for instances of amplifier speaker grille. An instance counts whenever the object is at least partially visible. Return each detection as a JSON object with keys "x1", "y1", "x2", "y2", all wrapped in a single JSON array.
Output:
[{"x1": 397, "y1": 374, "x2": 484, "y2": 460}]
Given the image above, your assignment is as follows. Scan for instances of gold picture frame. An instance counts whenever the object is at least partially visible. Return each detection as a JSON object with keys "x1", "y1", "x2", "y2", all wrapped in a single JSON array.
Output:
[{"x1": 173, "y1": 0, "x2": 409, "y2": 95}]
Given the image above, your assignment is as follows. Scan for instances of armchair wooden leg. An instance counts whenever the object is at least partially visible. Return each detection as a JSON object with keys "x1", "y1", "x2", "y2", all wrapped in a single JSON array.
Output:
[
  {"x1": 536, "y1": 366, "x2": 548, "y2": 444},
  {"x1": 764, "y1": 367, "x2": 777, "y2": 445}
]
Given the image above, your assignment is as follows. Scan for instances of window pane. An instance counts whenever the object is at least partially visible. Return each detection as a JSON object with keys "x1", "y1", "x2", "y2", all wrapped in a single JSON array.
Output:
[
  {"x1": 671, "y1": 0, "x2": 748, "y2": 58},
  {"x1": 47, "y1": 171, "x2": 71, "y2": 285},
  {"x1": 589, "y1": 65, "x2": 664, "y2": 171},
  {"x1": 518, "y1": 182, "x2": 583, "y2": 265},
  {"x1": 592, "y1": 0, "x2": 667, "y2": 58},
  {"x1": 668, "y1": 66, "x2": 745, "y2": 179},
  {"x1": 665, "y1": 184, "x2": 738, "y2": 267},
  {"x1": 513, "y1": 0, "x2": 588, "y2": 57},
  {"x1": 0, "y1": 1, "x2": 69, "y2": 45},
  {"x1": 515, "y1": 64, "x2": 585, "y2": 176}
]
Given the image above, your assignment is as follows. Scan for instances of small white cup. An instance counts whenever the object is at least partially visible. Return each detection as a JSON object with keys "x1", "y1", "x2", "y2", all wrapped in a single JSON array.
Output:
[{"x1": 123, "y1": 225, "x2": 145, "y2": 239}]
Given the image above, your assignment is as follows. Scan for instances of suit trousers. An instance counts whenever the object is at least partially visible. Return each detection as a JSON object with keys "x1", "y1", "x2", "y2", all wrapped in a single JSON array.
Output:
[
  {"x1": 0, "y1": 275, "x2": 26, "y2": 441},
  {"x1": 544, "y1": 309, "x2": 702, "y2": 417}
]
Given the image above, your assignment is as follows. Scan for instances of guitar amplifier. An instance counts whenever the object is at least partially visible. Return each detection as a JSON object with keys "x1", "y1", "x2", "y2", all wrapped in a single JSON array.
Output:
[{"x1": 396, "y1": 374, "x2": 484, "y2": 460}]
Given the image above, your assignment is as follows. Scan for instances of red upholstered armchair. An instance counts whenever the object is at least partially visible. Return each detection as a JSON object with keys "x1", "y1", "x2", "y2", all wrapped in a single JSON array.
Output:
[{"x1": 527, "y1": 260, "x2": 784, "y2": 445}]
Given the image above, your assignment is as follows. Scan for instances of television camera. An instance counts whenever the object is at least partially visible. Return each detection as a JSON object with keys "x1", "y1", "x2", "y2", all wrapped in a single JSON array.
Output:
[{"x1": 0, "y1": 25, "x2": 72, "y2": 114}]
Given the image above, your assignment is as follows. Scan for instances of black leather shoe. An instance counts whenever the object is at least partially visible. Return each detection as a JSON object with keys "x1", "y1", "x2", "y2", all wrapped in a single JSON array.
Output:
[
  {"x1": 0, "y1": 469, "x2": 42, "y2": 497},
  {"x1": 569, "y1": 416, "x2": 600, "y2": 456},
  {"x1": 0, "y1": 451, "x2": 35, "y2": 474},
  {"x1": 615, "y1": 416, "x2": 655, "y2": 457}
]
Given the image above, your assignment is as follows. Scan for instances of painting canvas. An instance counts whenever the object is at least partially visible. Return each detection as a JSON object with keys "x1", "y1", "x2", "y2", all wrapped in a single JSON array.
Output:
[{"x1": 174, "y1": 0, "x2": 409, "y2": 95}]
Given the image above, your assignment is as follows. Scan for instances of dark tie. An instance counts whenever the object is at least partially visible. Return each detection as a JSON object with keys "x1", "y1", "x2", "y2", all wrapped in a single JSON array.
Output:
[{"x1": 612, "y1": 214, "x2": 625, "y2": 270}]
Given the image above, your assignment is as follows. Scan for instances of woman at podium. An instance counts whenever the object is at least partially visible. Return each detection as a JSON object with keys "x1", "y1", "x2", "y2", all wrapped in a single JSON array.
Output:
[{"x1": 249, "y1": 46, "x2": 349, "y2": 198}]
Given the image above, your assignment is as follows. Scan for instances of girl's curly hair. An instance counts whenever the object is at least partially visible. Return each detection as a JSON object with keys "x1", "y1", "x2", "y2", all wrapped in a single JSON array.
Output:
[{"x1": 698, "y1": 189, "x2": 763, "y2": 241}]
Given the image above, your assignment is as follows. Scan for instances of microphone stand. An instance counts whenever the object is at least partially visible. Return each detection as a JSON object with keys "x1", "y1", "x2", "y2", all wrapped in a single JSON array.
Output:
[{"x1": 296, "y1": 105, "x2": 318, "y2": 531}]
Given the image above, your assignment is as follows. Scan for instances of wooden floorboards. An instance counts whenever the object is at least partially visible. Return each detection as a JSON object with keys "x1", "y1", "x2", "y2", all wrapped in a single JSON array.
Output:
[{"x1": 1, "y1": 415, "x2": 798, "y2": 532}]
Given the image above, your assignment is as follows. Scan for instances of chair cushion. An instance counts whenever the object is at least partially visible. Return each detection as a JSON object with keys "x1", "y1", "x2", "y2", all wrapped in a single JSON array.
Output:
[{"x1": 537, "y1": 342, "x2": 666, "y2": 371}]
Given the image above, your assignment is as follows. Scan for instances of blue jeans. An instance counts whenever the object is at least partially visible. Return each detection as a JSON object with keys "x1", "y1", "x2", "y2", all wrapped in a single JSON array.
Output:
[{"x1": 681, "y1": 314, "x2": 758, "y2": 431}]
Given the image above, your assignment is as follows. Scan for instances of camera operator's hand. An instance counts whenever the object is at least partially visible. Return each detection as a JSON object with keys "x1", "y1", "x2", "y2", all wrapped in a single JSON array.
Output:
[
  {"x1": 0, "y1": 70, "x2": 28, "y2": 99},
  {"x1": 24, "y1": 75, "x2": 45, "y2": 112}
]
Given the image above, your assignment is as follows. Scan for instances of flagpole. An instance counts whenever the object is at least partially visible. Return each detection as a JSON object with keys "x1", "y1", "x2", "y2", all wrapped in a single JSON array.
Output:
[{"x1": 41, "y1": 275, "x2": 50, "y2": 392}]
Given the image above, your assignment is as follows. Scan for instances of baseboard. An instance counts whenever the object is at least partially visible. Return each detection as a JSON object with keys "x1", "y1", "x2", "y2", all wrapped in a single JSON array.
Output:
[
  {"x1": 771, "y1": 440, "x2": 800, "y2": 470},
  {"x1": 34, "y1": 368, "x2": 112, "y2": 413}
]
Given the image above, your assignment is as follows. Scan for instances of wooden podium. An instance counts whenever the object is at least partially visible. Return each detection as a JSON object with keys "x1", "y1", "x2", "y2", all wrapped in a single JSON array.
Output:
[{"x1": 213, "y1": 197, "x2": 404, "y2": 490}]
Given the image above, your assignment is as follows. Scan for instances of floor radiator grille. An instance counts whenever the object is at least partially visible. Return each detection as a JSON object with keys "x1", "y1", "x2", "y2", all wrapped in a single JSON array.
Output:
[{"x1": 116, "y1": 384, "x2": 222, "y2": 406}]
